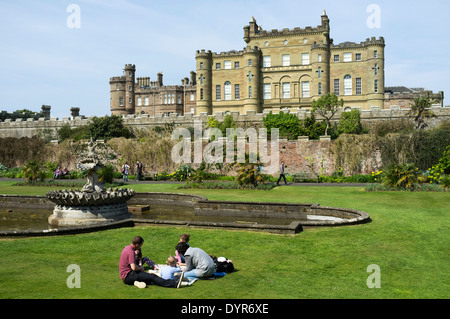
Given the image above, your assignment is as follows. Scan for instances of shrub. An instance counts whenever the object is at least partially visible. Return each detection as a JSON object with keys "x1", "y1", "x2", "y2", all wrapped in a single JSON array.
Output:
[
  {"x1": 98, "y1": 164, "x2": 116, "y2": 184},
  {"x1": 338, "y1": 109, "x2": 363, "y2": 135},
  {"x1": 263, "y1": 111, "x2": 302, "y2": 140},
  {"x1": 22, "y1": 161, "x2": 46, "y2": 184},
  {"x1": 382, "y1": 163, "x2": 420, "y2": 189},
  {"x1": 439, "y1": 175, "x2": 450, "y2": 190}
]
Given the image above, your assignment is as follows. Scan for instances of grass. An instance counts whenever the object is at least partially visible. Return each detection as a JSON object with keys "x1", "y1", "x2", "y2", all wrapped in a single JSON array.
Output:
[{"x1": 0, "y1": 180, "x2": 449, "y2": 299}]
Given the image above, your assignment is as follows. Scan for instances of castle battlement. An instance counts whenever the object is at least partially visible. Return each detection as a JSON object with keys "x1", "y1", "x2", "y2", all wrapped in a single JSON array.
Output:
[
  {"x1": 1, "y1": 106, "x2": 449, "y2": 139},
  {"x1": 329, "y1": 37, "x2": 385, "y2": 51}
]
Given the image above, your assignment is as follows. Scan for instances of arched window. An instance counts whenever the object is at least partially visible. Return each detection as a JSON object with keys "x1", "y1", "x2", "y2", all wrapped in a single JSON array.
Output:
[
  {"x1": 224, "y1": 81, "x2": 232, "y2": 100},
  {"x1": 344, "y1": 75, "x2": 352, "y2": 96}
]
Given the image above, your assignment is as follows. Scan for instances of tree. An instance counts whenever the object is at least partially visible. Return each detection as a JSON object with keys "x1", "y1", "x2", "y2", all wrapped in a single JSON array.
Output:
[
  {"x1": 338, "y1": 109, "x2": 363, "y2": 135},
  {"x1": 311, "y1": 93, "x2": 344, "y2": 136},
  {"x1": 88, "y1": 115, "x2": 131, "y2": 141},
  {"x1": 263, "y1": 111, "x2": 302, "y2": 140},
  {"x1": 409, "y1": 95, "x2": 436, "y2": 130}
]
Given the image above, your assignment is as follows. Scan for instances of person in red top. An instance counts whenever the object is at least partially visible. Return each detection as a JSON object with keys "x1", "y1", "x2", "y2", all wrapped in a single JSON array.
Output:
[{"x1": 119, "y1": 235, "x2": 186, "y2": 288}]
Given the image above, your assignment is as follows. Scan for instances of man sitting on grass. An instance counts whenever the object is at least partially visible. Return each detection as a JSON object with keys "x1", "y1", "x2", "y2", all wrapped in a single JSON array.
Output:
[{"x1": 119, "y1": 235, "x2": 189, "y2": 289}]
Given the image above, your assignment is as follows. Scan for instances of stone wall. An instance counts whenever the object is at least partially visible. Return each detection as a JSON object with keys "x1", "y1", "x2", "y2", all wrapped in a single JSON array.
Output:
[{"x1": 1, "y1": 105, "x2": 449, "y2": 139}]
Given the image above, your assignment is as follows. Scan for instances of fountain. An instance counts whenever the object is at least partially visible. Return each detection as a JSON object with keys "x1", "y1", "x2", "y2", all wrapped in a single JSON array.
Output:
[{"x1": 46, "y1": 139, "x2": 135, "y2": 227}]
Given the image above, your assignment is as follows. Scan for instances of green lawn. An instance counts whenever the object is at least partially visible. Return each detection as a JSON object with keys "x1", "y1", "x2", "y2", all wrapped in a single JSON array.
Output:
[{"x1": 0, "y1": 180, "x2": 449, "y2": 299}]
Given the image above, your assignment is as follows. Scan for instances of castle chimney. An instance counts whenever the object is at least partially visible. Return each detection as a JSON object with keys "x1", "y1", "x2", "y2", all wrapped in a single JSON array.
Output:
[
  {"x1": 190, "y1": 71, "x2": 196, "y2": 85},
  {"x1": 41, "y1": 105, "x2": 51, "y2": 120}
]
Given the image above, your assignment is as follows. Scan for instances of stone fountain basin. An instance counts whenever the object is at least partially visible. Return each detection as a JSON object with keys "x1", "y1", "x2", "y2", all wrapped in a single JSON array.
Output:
[{"x1": 0, "y1": 193, "x2": 371, "y2": 236}]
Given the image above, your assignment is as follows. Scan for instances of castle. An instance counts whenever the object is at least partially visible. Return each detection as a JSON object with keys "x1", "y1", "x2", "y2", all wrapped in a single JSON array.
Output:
[
  {"x1": 110, "y1": 12, "x2": 391, "y2": 116},
  {"x1": 110, "y1": 13, "x2": 445, "y2": 117}
]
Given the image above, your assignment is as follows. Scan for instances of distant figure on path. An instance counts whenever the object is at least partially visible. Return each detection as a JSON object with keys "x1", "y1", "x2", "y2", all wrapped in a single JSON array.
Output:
[{"x1": 277, "y1": 161, "x2": 287, "y2": 186}]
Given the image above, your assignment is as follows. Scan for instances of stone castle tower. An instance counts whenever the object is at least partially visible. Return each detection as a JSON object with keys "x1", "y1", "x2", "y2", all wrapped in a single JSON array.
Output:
[{"x1": 196, "y1": 12, "x2": 386, "y2": 114}]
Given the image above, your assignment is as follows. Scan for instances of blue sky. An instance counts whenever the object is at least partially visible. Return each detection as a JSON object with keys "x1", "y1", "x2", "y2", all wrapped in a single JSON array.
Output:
[{"x1": 0, "y1": 0, "x2": 448, "y2": 118}]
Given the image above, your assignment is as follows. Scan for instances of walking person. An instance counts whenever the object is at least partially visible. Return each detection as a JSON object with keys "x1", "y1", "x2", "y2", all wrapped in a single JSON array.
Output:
[
  {"x1": 277, "y1": 161, "x2": 287, "y2": 186},
  {"x1": 121, "y1": 162, "x2": 130, "y2": 182},
  {"x1": 119, "y1": 236, "x2": 188, "y2": 289},
  {"x1": 136, "y1": 161, "x2": 143, "y2": 181}
]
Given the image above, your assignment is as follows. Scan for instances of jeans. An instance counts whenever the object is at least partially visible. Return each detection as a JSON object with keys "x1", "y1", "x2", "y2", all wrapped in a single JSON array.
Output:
[
  {"x1": 123, "y1": 271, "x2": 178, "y2": 288},
  {"x1": 183, "y1": 269, "x2": 201, "y2": 281}
]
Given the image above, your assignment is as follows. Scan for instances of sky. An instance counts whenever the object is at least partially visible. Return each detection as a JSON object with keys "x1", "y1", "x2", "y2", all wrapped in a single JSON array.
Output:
[{"x1": 0, "y1": 0, "x2": 448, "y2": 119}]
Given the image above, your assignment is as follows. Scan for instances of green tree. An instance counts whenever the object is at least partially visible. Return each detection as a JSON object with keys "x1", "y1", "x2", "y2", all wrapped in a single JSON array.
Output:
[
  {"x1": 88, "y1": 115, "x2": 131, "y2": 141},
  {"x1": 409, "y1": 95, "x2": 436, "y2": 130},
  {"x1": 263, "y1": 111, "x2": 302, "y2": 140},
  {"x1": 338, "y1": 109, "x2": 363, "y2": 135},
  {"x1": 311, "y1": 93, "x2": 344, "y2": 136}
]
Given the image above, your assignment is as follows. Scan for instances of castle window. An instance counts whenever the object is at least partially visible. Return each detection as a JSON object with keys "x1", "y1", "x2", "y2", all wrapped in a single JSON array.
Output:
[
  {"x1": 318, "y1": 54, "x2": 322, "y2": 62},
  {"x1": 344, "y1": 75, "x2": 352, "y2": 96},
  {"x1": 318, "y1": 82, "x2": 322, "y2": 95},
  {"x1": 224, "y1": 82, "x2": 232, "y2": 100},
  {"x1": 129, "y1": 86, "x2": 132, "y2": 92},
  {"x1": 374, "y1": 64, "x2": 378, "y2": 76},
  {"x1": 248, "y1": 59, "x2": 252, "y2": 66},
  {"x1": 235, "y1": 61, "x2": 240, "y2": 69},
  {"x1": 137, "y1": 97, "x2": 142, "y2": 106},
  {"x1": 356, "y1": 53, "x2": 362, "y2": 61},
  {"x1": 224, "y1": 61, "x2": 231, "y2": 70},
  {"x1": 301, "y1": 53, "x2": 310, "y2": 65},
  {"x1": 374, "y1": 80, "x2": 378, "y2": 93},
  {"x1": 216, "y1": 85, "x2": 221, "y2": 100},
  {"x1": 282, "y1": 55, "x2": 290, "y2": 67},
  {"x1": 116, "y1": 84, "x2": 119, "y2": 91},
  {"x1": 356, "y1": 78, "x2": 362, "y2": 95},
  {"x1": 200, "y1": 88, "x2": 203, "y2": 100},
  {"x1": 144, "y1": 96, "x2": 149, "y2": 106},
  {"x1": 374, "y1": 50, "x2": 378, "y2": 58},
  {"x1": 263, "y1": 84, "x2": 271, "y2": 99},
  {"x1": 200, "y1": 74, "x2": 204, "y2": 85},
  {"x1": 200, "y1": 62, "x2": 203, "y2": 70},
  {"x1": 334, "y1": 55, "x2": 340, "y2": 62},
  {"x1": 263, "y1": 56, "x2": 271, "y2": 67},
  {"x1": 129, "y1": 98, "x2": 132, "y2": 104},
  {"x1": 303, "y1": 38, "x2": 308, "y2": 44},
  {"x1": 119, "y1": 97, "x2": 124, "y2": 106},
  {"x1": 301, "y1": 82, "x2": 310, "y2": 98},
  {"x1": 235, "y1": 84, "x2": 240, "y2": 100},
  {"x1": 282, "y1": 83, "x2": 290, "y2": 99},
  {"x1": 318, "y1": 67, "x2": 322, "y2": 79},
  {"x1": 190, "y1": 93, "x2": 195, "y2": 101},
  {"x1": 334, "y1": 79, "x2": 340, "y2": 95},
  {"x1": 216, "y1": 63, "x2": 221, "y2": 70},
  {"x1": 343, "y1": 53, "x2": 352, "y2": 62},
  {"x1": 249, "y1": 86, "x2": 252, "y2": 98},
  {"x1": 284, "y1": 40, "x2": 288, "y2": 45}
]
